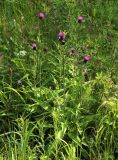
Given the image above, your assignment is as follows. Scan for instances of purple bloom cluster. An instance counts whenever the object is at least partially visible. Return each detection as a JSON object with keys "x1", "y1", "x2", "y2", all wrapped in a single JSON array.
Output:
[{"x1": 31, "y1": 3, "x2": 93, "y2": 64}]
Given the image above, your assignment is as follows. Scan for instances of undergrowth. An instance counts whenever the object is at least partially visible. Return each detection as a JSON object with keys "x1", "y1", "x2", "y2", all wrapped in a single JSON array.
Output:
[{"x1": 0, "y1": 0, "x2": 118, "y2": 160}]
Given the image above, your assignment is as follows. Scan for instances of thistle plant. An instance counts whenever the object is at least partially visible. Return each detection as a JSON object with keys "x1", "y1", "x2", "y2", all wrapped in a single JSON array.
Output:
[{"x1": 0, "y1": 0, "x2": 118, "y2": 159}]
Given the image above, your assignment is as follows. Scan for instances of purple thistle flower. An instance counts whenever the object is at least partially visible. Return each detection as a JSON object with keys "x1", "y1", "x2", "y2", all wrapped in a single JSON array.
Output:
[
  {"x1": 32, "y1": 43, "x2": 37, "y2": 50},
  {"x1": 83, "y1": 56, "x2": 90, "y2": 63},
  {"x1": 78, "y1": 16, "x2": 84, "y2": 23},
  {"x1": 58, "y1": 31, "x2": 65, "y2": 41},
  {"x1": 39, "y1": 12, "x2": 45, "y2": 19}
]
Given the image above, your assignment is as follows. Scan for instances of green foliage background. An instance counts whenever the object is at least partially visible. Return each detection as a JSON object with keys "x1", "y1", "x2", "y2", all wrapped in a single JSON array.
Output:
[{"x1": 0, "y1": 0, "x2": 118, "y2": 159}]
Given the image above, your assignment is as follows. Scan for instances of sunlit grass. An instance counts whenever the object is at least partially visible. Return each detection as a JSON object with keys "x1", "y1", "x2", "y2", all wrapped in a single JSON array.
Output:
[{"x1": 0, "y1": 0, "x2": 118, "y2": 159}]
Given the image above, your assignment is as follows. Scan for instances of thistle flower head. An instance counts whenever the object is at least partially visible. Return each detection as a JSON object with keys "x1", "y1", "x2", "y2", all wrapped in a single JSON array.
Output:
[
  {"x1": 70, "y1": 48, "x2": 76, "y2": 54},
  {"x1": 83, "y1": 56, "x2": 90, "y2": 63},
  {"x1": 58, "y1": 31, "x2": 65, "y2": 41},
  {"x1": 43, "y1": 48, "x2": 48, "y2": 52},
  {"x1": 39, "y1": 12, "x2": 45, "y2": 19},
  {"x1": 78, "y1": 16, "x2": 84, "y2": 23},
  {"x1": 32, "y1": 43, "x2": 37, "y2": 50}
]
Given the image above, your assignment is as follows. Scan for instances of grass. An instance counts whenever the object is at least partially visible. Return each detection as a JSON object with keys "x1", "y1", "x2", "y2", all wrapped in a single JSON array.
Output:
[{"x1": 0, "y1": 0, "x2": 118, "y2": 159}]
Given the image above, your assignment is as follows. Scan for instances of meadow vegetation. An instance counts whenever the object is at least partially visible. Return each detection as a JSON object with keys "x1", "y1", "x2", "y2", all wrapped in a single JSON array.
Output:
[{"x1": 0, "y1": 0, "x2": 118, "y2": 159}]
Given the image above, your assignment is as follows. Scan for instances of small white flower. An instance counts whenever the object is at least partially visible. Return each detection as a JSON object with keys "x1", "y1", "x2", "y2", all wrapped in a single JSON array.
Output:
[
  {"x1": 15, "y1": 50, "x2": 27, "y2": 56},
  {"x1": 19, "y1": 50, "x2": 27, "y2": 56}
]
